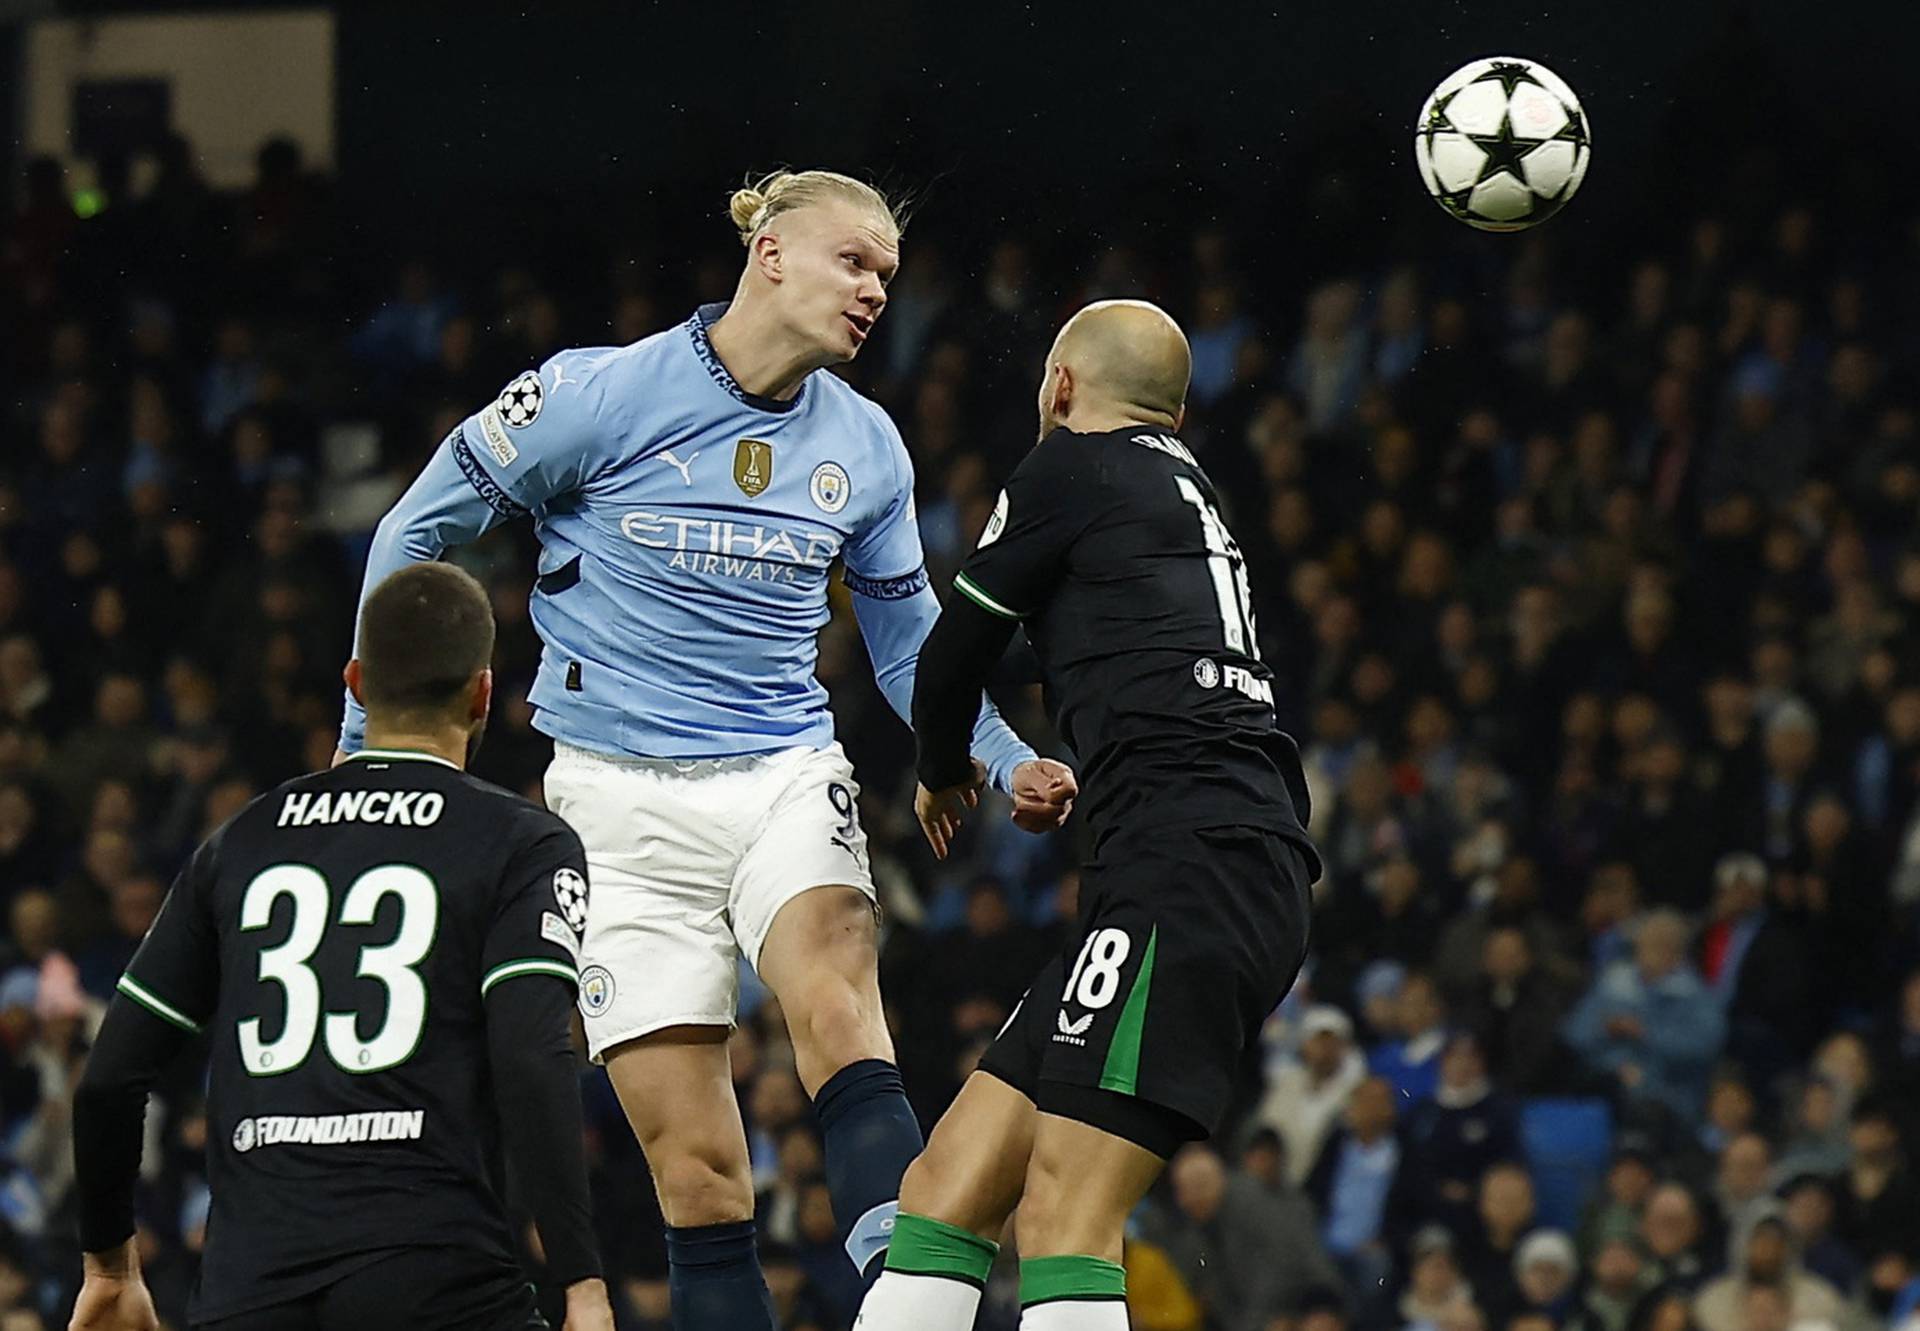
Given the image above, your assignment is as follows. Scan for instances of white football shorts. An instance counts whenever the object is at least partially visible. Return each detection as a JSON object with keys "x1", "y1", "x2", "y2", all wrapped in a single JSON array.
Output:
[{"x1": 543, "y1": 740, "x2": 874, "y2": 1061}]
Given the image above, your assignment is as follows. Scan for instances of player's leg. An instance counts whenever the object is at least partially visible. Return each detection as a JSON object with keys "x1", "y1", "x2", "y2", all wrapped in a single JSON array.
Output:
[
  {"x1": 754, "y1": 882, "x2": 920, "y2": 1276},
  {"x1": 1012, "y1": 1098, "x2": 1182, "y2": 1329},
  {"x1": 736, "y1": 745, "x2": 920, "y2": 1280},
  {"x1": 603, "y1": 1028, "x2": 777, "y2": 1331},
  {"x1": 1003, "y1": 826, "x2": 1310, "y2": 1331},
  {"x1": 543, "y1": 745, "x2": 776, "y2": 1331},
  {"x1": 856, "y1": 1070, "x2": 1036, "y2": 1330}
]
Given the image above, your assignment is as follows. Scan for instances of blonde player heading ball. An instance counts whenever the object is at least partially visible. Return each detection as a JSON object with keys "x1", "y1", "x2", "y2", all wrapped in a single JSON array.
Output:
[
  {"x1": 857, "y1": 302, "x2": 1319, "y2": 1331},
  {"x1": 335, "y1": 171, "x2": 1076, "y2": 1330}
]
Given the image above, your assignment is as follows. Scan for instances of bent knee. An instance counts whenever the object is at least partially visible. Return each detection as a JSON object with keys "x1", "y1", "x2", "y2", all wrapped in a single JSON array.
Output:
[
  {"x1": 797, "y1": 984, "x2": 887, "y2": 1059},
  {"x1": 648, "y1": 1141, "x2": 755, "y2": 1227},
  {"x1": 900, "y1": 1150, "x2": 1003, "y2": 1238}
]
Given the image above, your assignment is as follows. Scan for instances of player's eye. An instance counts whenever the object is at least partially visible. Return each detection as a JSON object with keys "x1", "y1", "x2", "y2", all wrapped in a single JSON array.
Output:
[{"x1": 842, "y1": 252, "x2": 862, "y2": 270}]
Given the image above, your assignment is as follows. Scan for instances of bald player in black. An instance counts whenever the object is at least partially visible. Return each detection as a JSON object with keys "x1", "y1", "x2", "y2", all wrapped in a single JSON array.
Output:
[{"x1": 853, "y1": 302, "x2": 1318, "y2": 1331}]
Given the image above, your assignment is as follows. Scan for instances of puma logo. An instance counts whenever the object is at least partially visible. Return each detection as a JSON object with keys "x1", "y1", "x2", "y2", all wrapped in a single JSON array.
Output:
[{"x1": 658, "y1": 449, "x2": 699, "y2": 486}]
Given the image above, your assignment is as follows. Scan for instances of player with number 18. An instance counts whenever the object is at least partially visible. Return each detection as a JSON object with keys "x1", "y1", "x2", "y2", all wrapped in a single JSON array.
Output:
[{"x1": 857, "y1": 302, "x2": 1322, "y2": 1331}]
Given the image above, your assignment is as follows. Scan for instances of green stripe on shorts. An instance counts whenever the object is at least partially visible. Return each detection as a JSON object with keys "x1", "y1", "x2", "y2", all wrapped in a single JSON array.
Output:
[{"x1": 1097, "y1": 925, "x2": 1157, "y2": 1097}]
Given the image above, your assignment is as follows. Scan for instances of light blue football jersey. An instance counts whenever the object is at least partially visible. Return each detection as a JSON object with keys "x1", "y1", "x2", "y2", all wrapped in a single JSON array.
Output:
[{"x1": 341, "y1": 304, "x2": 1034, "y2": 787}]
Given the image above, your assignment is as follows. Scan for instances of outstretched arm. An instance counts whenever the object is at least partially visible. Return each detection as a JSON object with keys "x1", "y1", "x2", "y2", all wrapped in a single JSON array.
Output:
[
  {"x1": 907, "y1": 593, "x2": 1074, "y2": 857},
  {"x1": 339, "y1": 432, "x2": 513, "y2": 751},
  {"x1": 340, "y1": 354, "x2": 616, "y2": 753},
  {"x1": 844, "y1": 412, "x2": 1075, "y2": 831},
  {"x1": 850, "y1": 573, "x2": 1036, "y2": 793},
  {"x1": 910, "y1": 591, "x2": 1017, "y2": 793}
]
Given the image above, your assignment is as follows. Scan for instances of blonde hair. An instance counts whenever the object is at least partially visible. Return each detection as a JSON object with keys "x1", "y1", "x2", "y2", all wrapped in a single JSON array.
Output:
[{"x1": 728, "y1": 169, "x2": 901, "y2": 247}]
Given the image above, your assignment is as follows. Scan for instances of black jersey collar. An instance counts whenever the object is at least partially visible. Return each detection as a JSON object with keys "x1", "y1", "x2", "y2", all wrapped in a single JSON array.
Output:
[
  {"x1": 347, "y1": 748, "x2": 460, "y2": 770},
  {"x1": 686, "y1": 303, "x2": 806, "y2": 415}
]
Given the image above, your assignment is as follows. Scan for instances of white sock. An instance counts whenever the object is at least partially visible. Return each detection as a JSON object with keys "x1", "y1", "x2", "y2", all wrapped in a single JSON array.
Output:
[
  {"x1": 1020, "y1": 1300, "x2": 1129, "y2": 1329},
  {"x1": 854, "y1": 1269, "x2": 984, "y2": 1331}
]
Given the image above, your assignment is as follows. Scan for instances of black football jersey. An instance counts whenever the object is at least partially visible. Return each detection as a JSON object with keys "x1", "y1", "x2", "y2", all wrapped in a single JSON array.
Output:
[
  {"x1": 952, "y1": 426, "x2": 1314, "y2": 851},
  {"x1": 117, "y1": 749, "x2": 588, "y2": 1321}
]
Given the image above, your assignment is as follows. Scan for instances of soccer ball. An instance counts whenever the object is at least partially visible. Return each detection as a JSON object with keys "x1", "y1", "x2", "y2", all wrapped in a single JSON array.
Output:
[{"x1": 1414, "y1": 57, "x2": 1591, "y2": 232}]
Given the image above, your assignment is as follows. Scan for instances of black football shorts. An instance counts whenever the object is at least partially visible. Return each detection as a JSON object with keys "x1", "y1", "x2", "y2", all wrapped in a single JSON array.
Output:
[
  {"x1": 193, "y1": 1245, "x2": 546, "y2": 1331},
  {"x1": 978, "y1": 822, "x2": 1313, "y2": 1156}
]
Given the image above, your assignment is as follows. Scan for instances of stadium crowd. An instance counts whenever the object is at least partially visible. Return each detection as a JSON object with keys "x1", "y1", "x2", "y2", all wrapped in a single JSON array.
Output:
[{"x1": 4, "y1": 126, "x2": 1920, "y2": 1331}]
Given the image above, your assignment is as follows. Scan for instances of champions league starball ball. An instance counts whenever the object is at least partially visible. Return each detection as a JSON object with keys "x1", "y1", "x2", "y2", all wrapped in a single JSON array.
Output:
[{"x1": 1415, "y1": 57, "x2": 1591, "y2": 232}]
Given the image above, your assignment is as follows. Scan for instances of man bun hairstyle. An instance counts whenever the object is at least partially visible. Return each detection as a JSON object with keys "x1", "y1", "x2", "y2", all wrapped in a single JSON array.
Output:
[
  {"x1": 728, "y1": 168, "x2": 902, "y2": 247},
  {"x1": 356, "y1": 562, "x2": 495, "y2": 719}
]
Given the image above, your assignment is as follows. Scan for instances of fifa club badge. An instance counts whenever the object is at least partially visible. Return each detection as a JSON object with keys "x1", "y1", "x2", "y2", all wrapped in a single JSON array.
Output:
[{"x1": 734, "y1": 438, "x2": 773, "y2": 497}]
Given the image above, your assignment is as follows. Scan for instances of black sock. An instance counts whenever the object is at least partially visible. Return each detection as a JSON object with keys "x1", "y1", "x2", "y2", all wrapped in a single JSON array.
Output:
[
  {"x1": 665, "y1": 1219, "x2": 777, "y2": 1331},
  {"x1": 812, "y1": 1058, "x2": 925, "y2": 1283}
]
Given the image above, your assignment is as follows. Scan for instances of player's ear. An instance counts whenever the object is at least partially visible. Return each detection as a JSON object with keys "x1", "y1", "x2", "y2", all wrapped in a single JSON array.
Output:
[
  {"x1": 1173, "y1": 402, "x2": 1187, "y2": 432},
  {"x1": 470, "y1": 668, "x2": 494, "y2": 722},
  {"x1": 753, "y1": 230, "x2": 783, "y2": 284},
  {"x1": 1052, "y1": 364, "x2": 1074, "y2": 420},
  {"x1": 343, "y1": 659, "x2": 364, "y2": 706}
]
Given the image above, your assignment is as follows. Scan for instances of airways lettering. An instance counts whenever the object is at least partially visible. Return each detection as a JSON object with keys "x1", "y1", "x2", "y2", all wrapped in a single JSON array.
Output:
[{"x1": 619, "y1": 511, "x2": 841, "y2": 578}]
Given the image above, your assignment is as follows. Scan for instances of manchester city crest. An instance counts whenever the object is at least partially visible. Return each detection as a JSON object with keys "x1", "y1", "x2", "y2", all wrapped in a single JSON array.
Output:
[
  {"x1": 578, "y1": 965, "x2": 616, "y2": 1018},
  {"x1": 733, "y1": 438, "x2": 773, "y2": 498},
  {"x1": 810, "y1": 462, "x2": 851, "y2": 514}
]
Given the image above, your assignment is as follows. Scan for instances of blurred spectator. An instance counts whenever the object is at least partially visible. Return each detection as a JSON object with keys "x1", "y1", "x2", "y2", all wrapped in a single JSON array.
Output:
[
  {"x1": 1703, "y1": 853, "x2": 1817, "y2": 1086},
  {"x1": 1835, "y1": 1096, "x2": 1920, "y2": 1256},
  {"x1": 1258, "y1": 1005, "x2": 1367, "y2": 1186},
  {"x1": 1307, "y1": 1076, "x2": 1410, "y2": 1325},
  {"x1": 1397, "y1": 1225, "x2": 1476, "y2": 1330},
  {"x1": 1639, "y1": 1185, "x2": 1711, "y2": 1289},
  {"x1": 1779, "y1": 1173, "x2": 1862, "y2": 1297},
  {"x1": 1139, "y1": 1142, "x2": 1342, "y2": 1331},
  {"x1": 1691, "y1": 1207, "x2": 1844, "y2": 1331},
  {"x1": 1460, "y1": 1162, "x2": 1537, "y2": 1317},
  {"x1": 1366, "y1": 970, "x2": 1449, "y2": 1106},
  {"x1": 1576, "y1": 1235, "x2": 1658, "y2": 1331},
  {"x1": 1709, "y1": 1132, "x2": 1774, "y2": 1257},
  {"x1": 1563, "y1": 910, "x2": 1725, "y2": 1119},
  {"x1": 1509, "y1": 1229, "x2": 1580, "y2": 1324},
  {"x1": 1580, "y1": 1135, "x2": 1660, "y2": 1257},
  {"x1": 1402, "y1": 1031, "x2": 1524, "y2": 1238},
  {"x1": 1459, "y1": 924, "x2": 1577, "y2": 1094}
]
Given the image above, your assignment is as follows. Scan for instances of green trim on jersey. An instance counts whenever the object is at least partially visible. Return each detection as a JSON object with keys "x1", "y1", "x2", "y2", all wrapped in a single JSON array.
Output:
[
  {"x1": 117, "y1": 974, "x2": 204, "y2": 1034},
  {"x1": 1019, "y1": 1254, "x2": 1127, "y2": 1306},
  {"x1": 884, "y1": 1211, "x2": 1000, "y2": 1286},
  {"x1": 1098, "y1": 926, "x2": 1158, "y2": 1097},
  {"x1": 952, "y1": 571, "x2": 1024, "y2": 620},
  {"x1": 480, "y1": 958, "x2": 579, "y2": 997}
]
